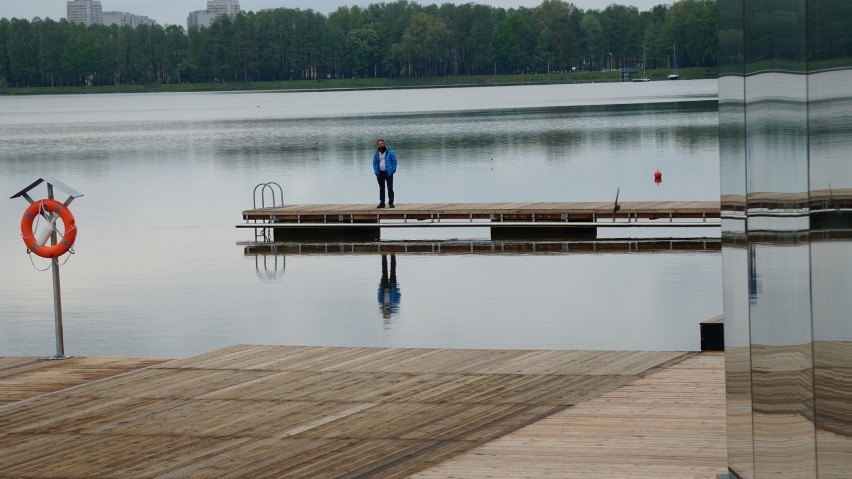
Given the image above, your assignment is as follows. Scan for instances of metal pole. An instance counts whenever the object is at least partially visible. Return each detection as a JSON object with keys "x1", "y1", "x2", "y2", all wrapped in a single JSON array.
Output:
[
  {"x1": 47, "y1": 184, "x2": 67, "y2": 360},
  {"x1": 50, "y1": 256, "x2": 66, "y2": 359}
]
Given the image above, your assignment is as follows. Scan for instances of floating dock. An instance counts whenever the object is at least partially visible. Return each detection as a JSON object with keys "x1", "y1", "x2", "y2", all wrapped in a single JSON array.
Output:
[{"x1": 240, "y1": 201, "x2": 721, "y2": 241}]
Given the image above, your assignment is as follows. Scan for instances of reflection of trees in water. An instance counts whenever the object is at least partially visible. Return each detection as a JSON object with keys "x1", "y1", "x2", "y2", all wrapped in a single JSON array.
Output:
[
  {"x1": 0, "y1": 151, "x2": 111, "y2": 177},
  {"x1": 209, "y1": 102, "x2": 719, "y2": 167}
]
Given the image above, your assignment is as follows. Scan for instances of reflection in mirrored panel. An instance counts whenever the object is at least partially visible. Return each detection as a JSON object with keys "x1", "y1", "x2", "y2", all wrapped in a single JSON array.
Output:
[
  {"x1": 808, "y1": 45, "x2": 852, "y2": 230},
  {"x1": 811, "y1": 235, "x2": 852, "y2": 478},
  {"x1": 743, "y1": 0, "x2": 807, "y2": 75},
  {"x1": 720, "y1": 0, "x2": 852, "y2": 476},
  {"x1": 744, "y1": 3, "x2": 814, "y2": 477},
  {"x1": 719, "y1": 75, "x2": 746, "y2": 221},
  {"x1": 748, "y1": 237, "x2": 815, "y2": 478},
  {"x1": 723, "y1": 243, "x2": 754, "y2": 478},
  {"x1": 718, "y1": 1, "x2": 753, "y2": 472},
  {"x1": 808, "y1": 0, "x2": 852, "y2": 233},
  {"x1": 807, "y1": 0, "x2": 852, "y2": 71},
  {"x1": 744, "y1": 74, "x2": 809, "y2": 205},
  {"x1": 807, "y1": 4, "x2": 852, "y2": 475}
]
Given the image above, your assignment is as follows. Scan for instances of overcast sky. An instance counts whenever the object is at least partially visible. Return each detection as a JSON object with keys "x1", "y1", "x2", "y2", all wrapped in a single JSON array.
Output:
[{"x1": 2, "y1": 1, "x2": 669, "y2": 27}]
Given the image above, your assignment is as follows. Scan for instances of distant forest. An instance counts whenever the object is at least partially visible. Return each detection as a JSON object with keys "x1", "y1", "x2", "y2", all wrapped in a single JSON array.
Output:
[{"x1": 0, "y1": 0, "x2": 717, "y2": 88}]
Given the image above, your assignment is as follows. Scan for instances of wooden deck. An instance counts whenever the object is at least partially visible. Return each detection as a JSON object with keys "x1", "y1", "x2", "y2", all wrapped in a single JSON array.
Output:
[
  {"x1": 0, "y1": 346, "x2": 697, "y2": 478},
  {"x1": 722, "y1": 189, "x2": 852, "y2": 212},
  {"x1": 0, "y1": 357, "x2": 170, "y2": 406},
  {"x1": 412, "y1": 352, "x2": 727, "y2": 479},
  {"x1": 240, "y1": 201, "x2": 721, "y2": 241},
  {"x1": 242, "y1": 201, "x2": 721, "y2": 224}
]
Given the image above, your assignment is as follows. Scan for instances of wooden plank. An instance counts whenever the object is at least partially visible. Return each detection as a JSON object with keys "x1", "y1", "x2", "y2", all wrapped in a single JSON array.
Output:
[
  {"x1": 0, "y1": 357, "x2": 169, "y2": 406},
  {"x1": 0, "y1": 347, "x2": 695, "y2": 478},
  {"x1": 243, "y1": 201, "x2": 720, "y2": 219},
  {"x1": 411, "y1": 352, "x2": 727, "y2": 479}
]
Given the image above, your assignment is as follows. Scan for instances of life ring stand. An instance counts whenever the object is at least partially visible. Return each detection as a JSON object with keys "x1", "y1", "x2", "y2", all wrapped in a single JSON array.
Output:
[{"x1": 20, "y1": 199, "x2": 78, "y2": 259}]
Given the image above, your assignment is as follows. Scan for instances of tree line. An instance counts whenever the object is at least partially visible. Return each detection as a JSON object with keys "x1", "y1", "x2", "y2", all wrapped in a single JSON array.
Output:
[{"x1": 0, "y1": 0, "x2": 718, "y2": 88}]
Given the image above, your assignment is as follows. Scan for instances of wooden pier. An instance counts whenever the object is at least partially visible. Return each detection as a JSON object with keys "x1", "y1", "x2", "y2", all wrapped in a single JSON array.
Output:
[
  {"x1": 413, "y1": 352, "x2": 726, "y2": 479},
  {"x1": 0, "y1": 357, "x2": 169, "y2": 406},
  {"x1": 240, "y1": 201, "x2": 721, "y2": 241},
  {"x1": 0, "y1": 346, "x2": 713, "y2": 479}
]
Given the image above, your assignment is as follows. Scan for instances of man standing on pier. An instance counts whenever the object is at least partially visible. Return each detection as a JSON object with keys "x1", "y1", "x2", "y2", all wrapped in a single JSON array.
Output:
[{"x1": 372, "y1": 139, "x2": 397, "y2": 208}]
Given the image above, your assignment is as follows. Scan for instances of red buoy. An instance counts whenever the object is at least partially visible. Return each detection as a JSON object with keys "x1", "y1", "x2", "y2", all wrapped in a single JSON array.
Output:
[{"x1": 654, "y1": 169, "x2": 662, "y2": 185}]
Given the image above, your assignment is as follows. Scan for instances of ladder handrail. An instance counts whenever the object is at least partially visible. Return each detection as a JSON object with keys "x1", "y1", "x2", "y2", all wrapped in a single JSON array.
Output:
[
  {"x1": 251, "y1": 182, "x2": 285, "y2": 242},
  {"x1": 253, "y1": 182, "x2": 284, "y2": 209}
]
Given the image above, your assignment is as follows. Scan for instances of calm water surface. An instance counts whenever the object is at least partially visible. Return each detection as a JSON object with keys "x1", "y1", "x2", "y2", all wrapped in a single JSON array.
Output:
[{"x1": 0, "y1": 81, "x2": 722, "y2": 357}]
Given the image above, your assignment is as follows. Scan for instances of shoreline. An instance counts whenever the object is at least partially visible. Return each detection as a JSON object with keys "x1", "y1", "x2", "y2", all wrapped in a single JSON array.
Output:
[{"x1": 0, "y1": 68, "x2": 717, "y2": 96}]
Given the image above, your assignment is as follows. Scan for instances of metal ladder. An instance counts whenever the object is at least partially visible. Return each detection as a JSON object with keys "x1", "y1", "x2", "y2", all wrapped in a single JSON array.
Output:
[{"x1": 251, "y1": 182, "x2": 284, "y2": 242}]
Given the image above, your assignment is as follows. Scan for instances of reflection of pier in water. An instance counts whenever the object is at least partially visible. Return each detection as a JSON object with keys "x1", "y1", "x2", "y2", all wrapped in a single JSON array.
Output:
[
  {"x1": 242, "y1": 238, "x2": 720, "y2": 256},
  {"x1": 253, "y1": 253, "x2": 284, "y2": 281}
]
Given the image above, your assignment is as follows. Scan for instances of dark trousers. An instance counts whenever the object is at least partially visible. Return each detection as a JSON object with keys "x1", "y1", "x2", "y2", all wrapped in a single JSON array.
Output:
[{"x1": 377, "y1": 171, "x2": 394, "y2": 205}]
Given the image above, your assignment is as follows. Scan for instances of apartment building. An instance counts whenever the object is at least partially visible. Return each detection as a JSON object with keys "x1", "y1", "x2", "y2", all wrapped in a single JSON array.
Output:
[
  {"x1": 188, "y1": 0, "x2": 240, "y2": 29},
  {"x1": 66, "y1": 0, "x2": 103, "y2": 26}
]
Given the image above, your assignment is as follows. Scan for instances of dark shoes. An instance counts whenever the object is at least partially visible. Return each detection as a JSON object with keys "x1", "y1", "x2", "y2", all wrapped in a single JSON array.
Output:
[
  {"x1": 389, "y1": 204, "x2": 395, "y2": 208},
  {"x1": 377, "y1": 203, "x2": 385, "y2": 208}
]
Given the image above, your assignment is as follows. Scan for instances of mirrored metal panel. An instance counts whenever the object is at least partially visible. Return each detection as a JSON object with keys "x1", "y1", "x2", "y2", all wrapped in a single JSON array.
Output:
[
  {"x1": 811, "y1": 234, "x2": 852, "y2": 478},
  {"x1": 718, "y1": 0, "x2": 852, "y2": 477},
  {"x1": 807, "y1": 1, "x2": 852, "y2": 475},
  {"x1": 748, "y1": 236, "x2": 815, "y2": 478}
]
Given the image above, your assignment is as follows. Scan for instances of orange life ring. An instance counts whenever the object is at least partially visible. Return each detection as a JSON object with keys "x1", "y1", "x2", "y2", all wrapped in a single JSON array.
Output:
[{"x1": 20, "y1": 199, "x2": 78, "y2": 258}]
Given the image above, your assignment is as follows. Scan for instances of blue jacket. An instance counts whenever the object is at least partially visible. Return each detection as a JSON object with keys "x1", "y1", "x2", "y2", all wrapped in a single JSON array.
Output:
[
  {"x1": 372, "y1": 148, "x2": 398, "y2": 176},
  {"x1": 378, "y1": 282, "x2": 401, "y2": 311}
]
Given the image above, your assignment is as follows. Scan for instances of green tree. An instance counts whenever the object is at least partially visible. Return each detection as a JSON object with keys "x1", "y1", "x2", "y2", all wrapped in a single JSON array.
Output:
[
  {"x1": 431, "y1": 3, "x2": 496, "y2": 75},
  {"x1": 346, "y1": 24, "x2": 381, "y2": 77},
  {"x1": 165, "y1": 25, "x2": 188, "y2": 83},
  {"x1": 533, "y1": 0, "x2": 579, "y2": 71},
  {"x1": 87, "y1": 25, "x2": 118, "y2": 86},
  {"x1": 206, "y1": 15, "x2": 238, "y2": 81},
  {"x1": 534, "y1": 26, "x2": 554, "y2": 72},
  {"x1": 579, "y1": 13, "x2": 605, "y2": 70},
  {"x1": 490, "y1": 10, "x2": 534, "y2": 74},
  {"x1": 599, "y1": 5, "x2": 642, "y2": 70},
  {"x1": 60, "y1": 27, "x2": 95, "y2": 85},
  {"x1": 31, "y1": 18, "x2": 68, "y2": 87},
  {"x1": 0, "y1": 1, "x2": 721, "y2": 89},
  {"x1": 397, "y1": 12, "x2": 452, "y2": 76},
  {"x1": 8, "y1": 19, "x2": 38, "y2": 87},
  {"x1": 115, "y1": 25, "x2": 145, "y2": 84},
  {"x1": 233, "y1": 13, "x2": 259, "y2": 82},
  {"x1": 0, "y1": 19, "x2": 9, "y2": 86}
]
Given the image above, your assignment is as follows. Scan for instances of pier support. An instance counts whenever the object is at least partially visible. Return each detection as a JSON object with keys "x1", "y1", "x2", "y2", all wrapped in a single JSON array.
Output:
[
  {"x1": 273, "y1": 226, "x2": 381, "y2": 242},
  {"x1": 490, "y1": 226, "x2": 596, "y2": 240},
  {"x1": 810, "y1": 211, "x2": 852, "y2": 230},
  {"x1": 700, "y1": 316, "x2": 725, "y2": 351}
]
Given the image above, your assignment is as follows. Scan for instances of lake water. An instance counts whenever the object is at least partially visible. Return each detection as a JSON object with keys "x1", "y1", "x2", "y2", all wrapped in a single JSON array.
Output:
[{"x1": 0, "y1": 81, "x2": 722, "y2": 357}]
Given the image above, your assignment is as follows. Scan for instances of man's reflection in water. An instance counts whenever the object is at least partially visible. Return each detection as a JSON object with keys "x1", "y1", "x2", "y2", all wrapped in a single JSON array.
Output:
[{"x1": 378, "y1": 254, "x2": 401, "y2": 324}]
